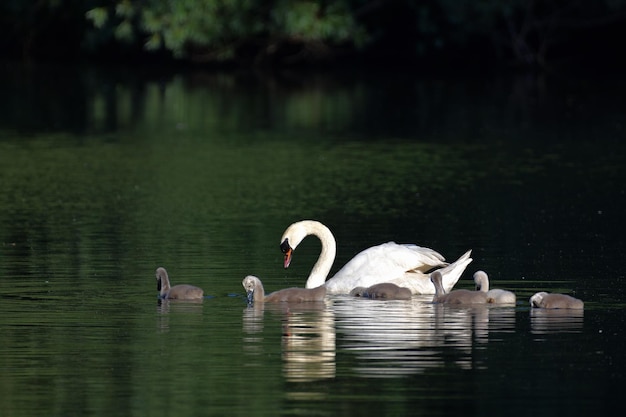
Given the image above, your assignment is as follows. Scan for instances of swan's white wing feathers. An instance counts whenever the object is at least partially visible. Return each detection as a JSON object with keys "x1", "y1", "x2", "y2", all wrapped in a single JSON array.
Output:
[
  {"x1": 326, "y1": 247, "x2": 472, "y2": 295},
  {"x1": 326, "y1": 242, "x2": 448, "y2": 293},
  {"x1": 333, "y1": 242, "x2": 445, "y2": 278},
  {"x1": 398, "y1": 250, "x2": 473, "y2": 294}
]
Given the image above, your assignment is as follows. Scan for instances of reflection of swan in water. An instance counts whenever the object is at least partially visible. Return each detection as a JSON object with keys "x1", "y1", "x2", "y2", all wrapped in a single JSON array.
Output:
[
  {"x1": 530, "y1": 292, "x2": 584, "y2": 309},
  {"x1": 349, "y1": 283, "x2": 412, "y2": 300},
  {"x1": 431, "y1": 271, "x2": 488, "y2": 304},
  {"x1": 155, "y1": 267, "x2": 204, "y2": 300},
  {"x1": 432, "y1": 303, "x2": 490, "y2": 349},
  {"x1": 432, "y1": 303, "x2": 517, "y2": 345},
  {"x1": 242, "y1": 275, "x2": 326, "y2": 303},
  {"x1": 530, "y1": 308, "x2": 584, "y2": 334},
  {"x1": 156, "y1": 298, "x2": 204, "y2": 332},
  {"x1": 242, "y1": 301, "x2": 336, "y2": 382},
  {"x1": 280, "y1": 303, "x2": 336, "y2": 382},
  {"x1": 157, "y1": 298, "x2": 204, "y2": 313},
  {"x1": 332, "y1": 295, "x2": 516, "y2": 376},
  {"x1": 279, "y1": 220, "x2": 473, "y2": 294},
  {"x1": 473, "y1": 271, "x2": 516, "y2": 304}
]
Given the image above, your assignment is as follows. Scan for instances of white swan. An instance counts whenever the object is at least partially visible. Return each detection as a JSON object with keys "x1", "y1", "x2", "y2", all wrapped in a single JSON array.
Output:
[
  {"x1": 473, "y1": 270, "x2": 516, "y2": 304},
  {"x1": 279, "y1": 220, "x2": 472, "y2": 295}
]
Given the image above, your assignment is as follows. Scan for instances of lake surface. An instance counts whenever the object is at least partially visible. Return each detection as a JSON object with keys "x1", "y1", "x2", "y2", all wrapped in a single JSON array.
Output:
[{"x1": 0, "y1": 61, "x2": 624, "y2": 417}]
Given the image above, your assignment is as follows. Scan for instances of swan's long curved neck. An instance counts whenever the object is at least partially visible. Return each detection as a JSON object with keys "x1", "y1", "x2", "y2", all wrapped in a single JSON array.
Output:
[
  {"x1": 157, "y1": 268, "x2": 171, "y2": 294},
  {"x1": 431, "y1": 273, "x2": 445, "y2": 297},
  {"x1": 253, "y1": 281, "x2": 266, "y2": 302},
  {"x1": 304, "y1": 222, "x2": 337, "y2": 288},
  {"x1": 474, "y1": 272, "x2": 490, "y2": 292}
]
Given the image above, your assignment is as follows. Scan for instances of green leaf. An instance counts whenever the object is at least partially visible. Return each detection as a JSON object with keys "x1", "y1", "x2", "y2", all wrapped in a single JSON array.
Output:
[
  {"x1": 85, "y1": 7, "x2": 109, "y2": 29},
  {"x1": 142, "y1": 10, "x2": 163, "y2": 32},
  {"x1": 145, "y1": 33, "x2": 162, "y2": 50},
  {"x1": 115, "y1": 0, "x2": 135, "y2": 19},
  {"x1": 114, "y1": 19, "x2": 134, "y2": 41}
]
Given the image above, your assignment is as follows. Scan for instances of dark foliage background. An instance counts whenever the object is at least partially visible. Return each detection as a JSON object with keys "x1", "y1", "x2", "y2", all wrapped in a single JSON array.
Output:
[{"x1": 2, "y1": 0, "x2": 626, "y2": 71}]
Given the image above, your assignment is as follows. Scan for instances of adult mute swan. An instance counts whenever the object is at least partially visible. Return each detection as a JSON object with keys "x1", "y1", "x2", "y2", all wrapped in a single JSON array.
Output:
[
  {"x1": 473, "y1": 270, "x2": 517, "y2": 304},
  {"x1": 279, "y1": 220, "x2": 472, "y2": 295},
  {"x1": 242, "y1": 275, "x2": 327, "y2": 303},
  {"x1": 156, "y1": 267, "x2": 204, "y2": 300},
  {"x1": 431, "y1": 271, "x2": 488, "y2": 304},
  {"x1": 530, "y1": 292, "x2": 584, "y2": 309}
]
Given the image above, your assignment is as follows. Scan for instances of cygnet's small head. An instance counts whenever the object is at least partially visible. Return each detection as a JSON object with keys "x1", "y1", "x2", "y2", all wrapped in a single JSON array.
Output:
[
  {"x1": 349, "y1": 287, "x2": 367, "y2": 297},
  {"x1": 430, "y1": 271, "x2": 442, "y2": 284},
  {"x1": 473, "y1": 270, "x2": 489, "y2": 291},
  {"x1": 530, "y1": 291, "x2": 548, "y2": 307},
  {"x1": 156, "y1": 267, "x2": 168, "y2": 291},
  {"x1": 242, "y1": 275, "x2": 260, "y2": 303}
]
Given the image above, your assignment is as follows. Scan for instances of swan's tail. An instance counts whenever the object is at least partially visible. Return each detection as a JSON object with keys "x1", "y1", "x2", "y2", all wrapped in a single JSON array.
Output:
[
  {"x1": 434, "y1": 250, "x2": 473, "y2": 293},
  {"x1": 404, "y1": 244, "x2": 448, "y2": 271}
]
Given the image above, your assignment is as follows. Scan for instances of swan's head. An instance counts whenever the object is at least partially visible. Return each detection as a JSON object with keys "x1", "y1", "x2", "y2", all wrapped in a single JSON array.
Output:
[
  {"x1": 280, "y1": 238, "x2": 294, "y2": 268},
  {"x1": 279, "y1": 220, "x2": 335, "y2": 273},
  {"x1": 280, "y1": 221, "x2": 314, "y2": 268},
  {"x1": 473, "y1": 270, "x2": 489, "y2": 292},
  {"x1": 530, "y1": 292, "x2": 548, "y2": 307}
]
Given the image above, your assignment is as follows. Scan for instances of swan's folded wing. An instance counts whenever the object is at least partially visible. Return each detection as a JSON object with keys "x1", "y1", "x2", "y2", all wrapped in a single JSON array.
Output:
[
  {"x1": 327, "y1": 247, "x2": 472, "y2": 295},
  {"x1": 331, "y1": 242, "x2": 446, "y2": 284}
]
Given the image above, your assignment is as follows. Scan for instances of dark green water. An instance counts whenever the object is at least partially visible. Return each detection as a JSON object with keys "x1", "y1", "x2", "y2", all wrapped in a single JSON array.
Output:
[{"x1": 0, "y1": 62, "x2": 624, "y2": 416}]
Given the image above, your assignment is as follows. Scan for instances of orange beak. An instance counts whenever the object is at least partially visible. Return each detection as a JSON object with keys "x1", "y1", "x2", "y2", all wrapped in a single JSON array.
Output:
[{"x1": 283, "y1": 247, "x2": 293, "y2": 268}]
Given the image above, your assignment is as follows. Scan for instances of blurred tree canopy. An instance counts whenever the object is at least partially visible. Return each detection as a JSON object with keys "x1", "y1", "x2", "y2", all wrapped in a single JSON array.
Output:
[
  {"x1": 2, "y1": 0, "x2": 626, "y2": 69},
  {"x1": 85, "y1": 0, "x2": 367, "y2": 65}
]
